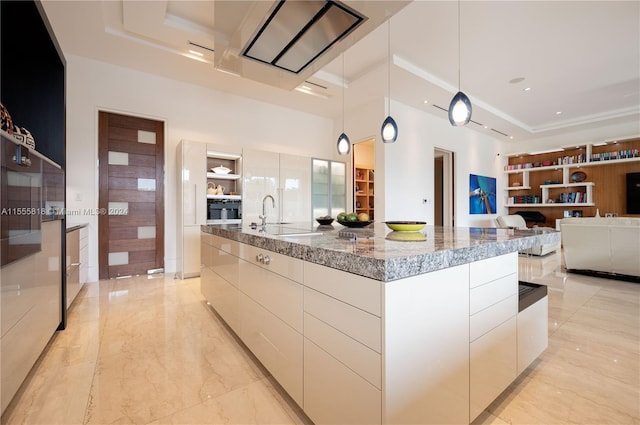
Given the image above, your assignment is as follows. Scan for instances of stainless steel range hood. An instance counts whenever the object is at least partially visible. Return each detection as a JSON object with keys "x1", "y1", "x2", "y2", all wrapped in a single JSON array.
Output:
[{"x1": 214, "y1": 0, "x2": 410, "y2": 90}]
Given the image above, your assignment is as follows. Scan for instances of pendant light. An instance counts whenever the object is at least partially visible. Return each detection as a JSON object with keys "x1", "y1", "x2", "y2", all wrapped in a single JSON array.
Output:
[
  {"x1": 448, "y1": 0, "x2": 472, "y2": 126},
  {"x1": 381, "y1": 19, "x2": 398, "y2": 143},
  {"x1": 337, "y1": 53, "x2": 351, "y2": 155}
]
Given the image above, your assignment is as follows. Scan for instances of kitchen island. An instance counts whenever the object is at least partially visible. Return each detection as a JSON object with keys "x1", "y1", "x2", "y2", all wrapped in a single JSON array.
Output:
[{"x1": 201, "y1": 223, "x2": 559, "y2": 424}]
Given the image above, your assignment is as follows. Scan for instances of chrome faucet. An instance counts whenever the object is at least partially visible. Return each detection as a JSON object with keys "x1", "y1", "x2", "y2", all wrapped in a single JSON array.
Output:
[{"x1": 259, "y1": 194, "x2": 275, "y2": 226}]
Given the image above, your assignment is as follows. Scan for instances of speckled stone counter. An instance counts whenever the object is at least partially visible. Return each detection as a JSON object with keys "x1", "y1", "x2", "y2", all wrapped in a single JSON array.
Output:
[{"x1": 202, "y1": 222, "x2": 560, "y2": 282}]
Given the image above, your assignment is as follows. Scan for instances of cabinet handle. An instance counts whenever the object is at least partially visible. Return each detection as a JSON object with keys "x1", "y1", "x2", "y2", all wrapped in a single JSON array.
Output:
[
  {"x1": 66, "y1": 262, "x2": 81, "y2": 276},
  {"x1": 256, "y1": 253, "x2": 264, "y2": 263},
  {"x1": 263, "y1": 255, "x2": 271, "y2": 265}
]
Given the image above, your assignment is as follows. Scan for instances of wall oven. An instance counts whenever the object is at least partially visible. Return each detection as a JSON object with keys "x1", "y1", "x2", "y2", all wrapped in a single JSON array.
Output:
[
  {"x1": 1, "y1": 134, "x2": 64, "y2": 266},
  {"x1": 207, "y1": 199, "x2": 242, "y2": 224}
]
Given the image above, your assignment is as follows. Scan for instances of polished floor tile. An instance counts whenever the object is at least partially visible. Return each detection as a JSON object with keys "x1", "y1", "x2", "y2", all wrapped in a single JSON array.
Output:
[{"x1": 2, "y1": 251, "x2": 639, "y2": 424}]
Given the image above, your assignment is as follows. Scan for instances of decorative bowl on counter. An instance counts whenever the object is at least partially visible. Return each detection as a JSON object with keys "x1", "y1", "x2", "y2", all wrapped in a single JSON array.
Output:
[
  {"x1": 212, "y1": 165, "x2": 231, "y2": 174},
  {"x1": 337, "y1": 220, "x2": 374, "y2": 228},
  {"x1": 384, "y1": 221, "x2": 426, "y2": 232},
  {"x1": 316, "y1": 217, "x2": 334, "y2": 225}
]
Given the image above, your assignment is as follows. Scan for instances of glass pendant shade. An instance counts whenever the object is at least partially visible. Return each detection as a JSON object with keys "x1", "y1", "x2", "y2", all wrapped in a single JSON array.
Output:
[
  {"x1": 337, "y1": 132, "x2": 351, "y2": 155},
  {"x1": 381, "y1": 116, "x2": 398, "y2": 143},
  {"x1": 448, "y1": 91, "x2": 472, "y2": 126}
]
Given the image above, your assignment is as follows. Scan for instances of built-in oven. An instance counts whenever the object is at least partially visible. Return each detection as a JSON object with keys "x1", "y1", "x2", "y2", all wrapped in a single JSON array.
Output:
[
  {"x1": 1, "y1": 135, "x2": 42, "y2": 266},
  {"x1": 207, "y1": 198, "x2": 242, "y2": 224}
]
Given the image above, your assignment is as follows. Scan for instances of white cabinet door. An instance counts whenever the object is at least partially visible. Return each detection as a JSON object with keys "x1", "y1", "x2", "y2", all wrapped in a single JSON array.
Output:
[
  {"x1": 182, "y1": 226, "x2": 202, "y2": 279},
  {"x1": 243, "y1": 149, "x2": 312, "y2": 223},
  {"x1": 279, "y1": 153, "x2": 311, "y2": 223},
  {"x1": 312, "y1": 159, "x2": 346, "y2": 219},
  {"x1": 177, "y1": 140, "x2": 207, "y2": 278},
  {"x1": 517, "y1": 297, "x2": 548, "y2": 375},
  {"x1": 180, "y1": 140, "x2": 207, "y2": 225},
  {"x1": 384, "y1": 264, "x2": 470, "y2": 425},
  {"x1": 242, "y1": 148, "x2": 279, "y2": 224},
  {"x1": 240, "y1": 291, "x2": 303, "y2": 406},
  {"x1": 470, "y1": 316, "x2": 517, "y2": 421},
  {"x1": 304, "y1": 338, "x2": 381, "y2": 425}
]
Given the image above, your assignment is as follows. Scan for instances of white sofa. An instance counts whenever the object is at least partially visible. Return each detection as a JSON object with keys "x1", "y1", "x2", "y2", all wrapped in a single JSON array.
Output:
[
  {"x1": 560, "y1": 217, "x2": 640, "y2": 279},
  {"x1": 495, "y1": 215, "x2": 560, "y2": 256}
]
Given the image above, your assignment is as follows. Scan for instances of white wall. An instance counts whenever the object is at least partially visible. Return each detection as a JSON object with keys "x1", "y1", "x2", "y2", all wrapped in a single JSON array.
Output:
[
  {"x1": 65, "y1": 55, "x2": 334, "y2": 282},
  {"x1": 346, "y1": 98, "x2": 506, "y2": 227}
]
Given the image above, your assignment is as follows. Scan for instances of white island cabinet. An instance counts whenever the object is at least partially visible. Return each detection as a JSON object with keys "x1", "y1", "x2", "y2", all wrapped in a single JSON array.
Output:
[
  {"x1": 201, "y1": 233, "x2": 303, "y2": 406},
  {"x1": 201, "y1": 223, "x2": 555, "y2": 424}
]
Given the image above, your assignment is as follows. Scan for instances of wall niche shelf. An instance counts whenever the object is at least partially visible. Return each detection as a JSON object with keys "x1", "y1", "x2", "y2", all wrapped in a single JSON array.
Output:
[
  {"x1": 354, "y1": 165, "x2": 374, "y2": 219},
  {"x1": 206, "y1": 172, "x2": 241, "y2": 180},
  {"x1": 504, "y1": 139, "x2": 640, "y2": 224}
]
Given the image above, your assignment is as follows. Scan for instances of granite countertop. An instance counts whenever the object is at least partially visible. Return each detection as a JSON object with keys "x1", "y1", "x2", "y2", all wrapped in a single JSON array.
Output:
[{"x1": 202, "y1": 222, "x2": 560, "y2": 282}]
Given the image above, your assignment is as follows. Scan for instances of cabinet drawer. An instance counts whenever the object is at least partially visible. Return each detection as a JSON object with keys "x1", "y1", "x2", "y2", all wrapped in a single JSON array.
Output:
[
  {"x1": 304, "y1": 338, "x2": 381, "y2": 425},
  {"x1": 201, "y1": 241, "x2": 213, "y2": 268},
  {"x1": 517, "y1": 296, "x2": 548, "y2": 375},
  {"x1": 304, "y1": 262, "x2": 381, "y2": 316},
  {"x1": 241, "y1": 293, "x2": 303, "y2": 406},
  {"x1": 470, "y1": 294, "x2": 517, "y2": 342},
  {"x1": 470, "y1": 273, "x2": 517, "y2": 315},
  {"x1": 469, "y1": 252, "x2": 517, "y2": 288},
  {"x1": 239, "y1": 258, "x2": 303, "y2": 332},
  {"x1": 211, "y1": 234, "x2": 239, "y2": 255},
  {"x1": 470, "y1": 316, "x2": 517, "y2": 421},
  {"x1": 304, "y1": 312, "x2": 381, "y2": 388},
  {"x1": 304, "y1": 287, "x2": 381, "y2": 353},
  {"x1": 211, "y1": 246, "x2": 241, "y2": 289},
  {"x1": 201, "y1": 232, "x2": 213, "y2": 247},
  {"x1": 201, "y1": 265, "x2": 241, "y2": 334},
  {"x1": 240, "y1": 244, "x2": 303, "y2": 283}
]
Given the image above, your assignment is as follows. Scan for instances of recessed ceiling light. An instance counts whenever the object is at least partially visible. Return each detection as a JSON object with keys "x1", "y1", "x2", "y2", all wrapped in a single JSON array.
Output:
[
  {"x1": 524, "y1": 87, "x2": 531, "y2": 91},
  {"x1": 423, "y1": 100, "x2": 429, "y2": 104},
  {"x1": 483, "y1": 125, "x2": 488, "y2": 129},
  {"x1": 509, "y1": 77, "x2": 525, "y2": 84},
  {"x1": 509, "y1": 136, "x2": 514, "y2": 139},
  {"x1": 556, "y1": 111, "x2": 562, "y2": 115}
]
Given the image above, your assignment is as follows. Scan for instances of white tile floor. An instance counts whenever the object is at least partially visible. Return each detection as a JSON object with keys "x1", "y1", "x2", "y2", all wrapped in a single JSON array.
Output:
[{"x1": 2, "y1": 250, "x2": 639, "y2": 424}]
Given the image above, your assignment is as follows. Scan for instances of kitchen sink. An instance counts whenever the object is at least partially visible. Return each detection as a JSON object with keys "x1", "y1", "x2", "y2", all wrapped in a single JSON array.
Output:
[{"x1": 260, "y1": 225, "x2": 322, "y2": 237}]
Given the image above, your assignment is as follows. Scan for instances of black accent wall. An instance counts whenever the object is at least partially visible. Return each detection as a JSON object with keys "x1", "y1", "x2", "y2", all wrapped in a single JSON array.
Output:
[{"x1": 1, "y1": 0, "x2": 66, "y2": 167}]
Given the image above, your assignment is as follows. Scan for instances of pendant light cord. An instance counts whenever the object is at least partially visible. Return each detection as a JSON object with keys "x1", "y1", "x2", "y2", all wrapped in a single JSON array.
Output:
[
  {"x1": 342, "y1": 53, "x2": 345, "y2": 132},
  {"x1": 387, "y1": 19, "x2": 391, "y2": 114}
]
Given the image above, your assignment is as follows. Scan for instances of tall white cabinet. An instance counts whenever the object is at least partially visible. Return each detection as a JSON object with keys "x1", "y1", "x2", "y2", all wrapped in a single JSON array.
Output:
[
  {"x1": 177, "y1": 140, "x2": 207, "y2": 279},
  {"x1": 242, "y1": 149, "x2": 311, "y2": 224},
  {"x1": 177, "y1": 140, "x2": 241, "y2": 278}
]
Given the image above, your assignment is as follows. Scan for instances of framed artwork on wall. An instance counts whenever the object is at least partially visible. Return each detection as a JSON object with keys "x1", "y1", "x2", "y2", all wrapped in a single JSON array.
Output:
[{"x1": 469, "y1": 174, "x2": 497, "y2": 214}]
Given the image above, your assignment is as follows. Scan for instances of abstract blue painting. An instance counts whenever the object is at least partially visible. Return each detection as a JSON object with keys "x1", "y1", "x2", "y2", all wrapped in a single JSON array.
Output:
[{"x1": 469, "y1": 174, "x2": 497, "y2": 214}]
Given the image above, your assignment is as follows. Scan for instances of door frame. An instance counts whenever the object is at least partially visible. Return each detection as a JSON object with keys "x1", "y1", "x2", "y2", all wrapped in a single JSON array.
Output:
[{"x1": 434, "y1": 147, "x2": 455, "y2": 227}]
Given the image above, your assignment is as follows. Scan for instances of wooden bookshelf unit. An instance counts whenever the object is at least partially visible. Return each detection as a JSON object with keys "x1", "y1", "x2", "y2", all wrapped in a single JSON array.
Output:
[{"x1": 504, "y1": 138, "x2": 640, "y2": 225}]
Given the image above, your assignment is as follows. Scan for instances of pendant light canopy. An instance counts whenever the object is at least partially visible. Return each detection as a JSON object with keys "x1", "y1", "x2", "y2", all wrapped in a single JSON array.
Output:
[
  {"x1": 448, "y1": 0, "x2": 472, "y2": 126},
  {"x1": 381, "y1": 19, "x2": 398, "y2": 143},
  {"x1": 337, "y1": 53, "x2": 351, "y2": 155}
]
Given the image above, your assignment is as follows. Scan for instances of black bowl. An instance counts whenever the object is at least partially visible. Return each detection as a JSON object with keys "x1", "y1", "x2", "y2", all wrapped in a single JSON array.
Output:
[
  {"x1": 337, "y1": 220, "x2": 374, "y2": 228},
  {"x1": 316, "y1": 217, "x2": 334, "y2": 225}
]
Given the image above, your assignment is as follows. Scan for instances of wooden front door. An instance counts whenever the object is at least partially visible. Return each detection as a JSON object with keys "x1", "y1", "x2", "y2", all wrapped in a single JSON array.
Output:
[{"x1": 98, "y1": 112, "x2": 164, "y2": 279}]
